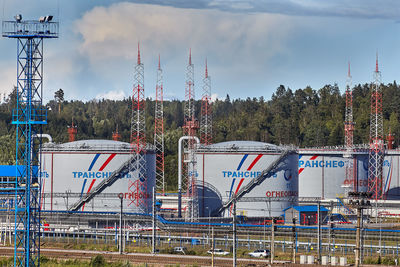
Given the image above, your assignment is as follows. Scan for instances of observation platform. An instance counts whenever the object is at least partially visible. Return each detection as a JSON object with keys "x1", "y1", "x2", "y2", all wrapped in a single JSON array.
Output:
[{"x1": 2, "y1": 20, "x2": 58, "y2": 38}]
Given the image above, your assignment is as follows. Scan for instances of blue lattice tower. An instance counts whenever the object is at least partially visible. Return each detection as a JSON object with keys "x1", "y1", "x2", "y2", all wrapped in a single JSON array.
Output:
[{"x1": 2, "y1": 16, "x2": 58, "y2": 266}]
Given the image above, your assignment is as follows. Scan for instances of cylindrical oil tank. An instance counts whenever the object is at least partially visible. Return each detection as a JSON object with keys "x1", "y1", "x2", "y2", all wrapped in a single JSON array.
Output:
[
  {"x1": 195, "y1": 141, "x2": 298, "y2": 217},
  {"x1": 298, "y1": 150, "x2": 369, "y2": 199},
  {"x1": 40, "y1": 140, "x2": 155, "y2": 213},
  {"x1": 383, "y1": 151, "x2": 400, "y2": 200}
]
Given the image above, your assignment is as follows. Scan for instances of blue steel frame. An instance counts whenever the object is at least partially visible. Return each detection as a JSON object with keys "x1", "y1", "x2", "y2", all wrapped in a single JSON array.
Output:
[{"x1": 3, "y1": 19, "x2": 58, "y2": 267}]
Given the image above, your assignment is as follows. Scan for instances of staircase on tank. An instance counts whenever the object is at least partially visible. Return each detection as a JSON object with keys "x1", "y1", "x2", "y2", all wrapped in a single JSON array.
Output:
[
  {"x1": 213, "y1": 148, "x2": 295, "y2": 216},
  {"x1": 69, "y1": 154, "x2": 140, "y2": 211}
]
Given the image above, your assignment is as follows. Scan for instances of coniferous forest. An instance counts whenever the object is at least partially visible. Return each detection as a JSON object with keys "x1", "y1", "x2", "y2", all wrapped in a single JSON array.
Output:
[{"x1": 1, "y1": 82, "x2": 400, "y2": 190}]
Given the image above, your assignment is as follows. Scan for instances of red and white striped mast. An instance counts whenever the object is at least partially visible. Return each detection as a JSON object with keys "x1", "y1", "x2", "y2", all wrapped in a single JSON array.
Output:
[
  {"x1": 344, "y1": 62, "x2": 355, "y2": 191},
  {"x1": 129, "y1": 43, "x2": 148, "y2": 211},
  {"x1": 154, "y1": 55, "x2": 165, "y2": 194},
  {"x1": 200, "y1": 59, "x2": 212, "y2": 145},
  {"x1": 368, "y1": 54, "x2": 384, "y2": 200},
  {"x1": 182, "y1": 49, "x2": 199, "y2": 219}
]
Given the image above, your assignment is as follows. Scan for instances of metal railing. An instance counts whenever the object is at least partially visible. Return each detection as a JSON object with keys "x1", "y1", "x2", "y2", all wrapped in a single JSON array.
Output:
[{"x1": 2, "y1": 20, "x2": 58, "y2": 38}]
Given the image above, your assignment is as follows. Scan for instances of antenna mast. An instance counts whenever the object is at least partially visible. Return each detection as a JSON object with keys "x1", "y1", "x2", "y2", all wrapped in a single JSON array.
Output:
[
  {"x1": 154, "y1": 55, "x2": 165, "y2": 194},
  {"x1": 344, "y1": 63, "x2": 355, "y2": 191},
  {"x1": 368, "y1": 54, "x2": 384, "y2": 200},
  {"x1": 200, "y1": 59, "x2": 212, "y2": 145},
  {"x1": 182, "y1": 49, "x2": 199, "y2": 219},
  {"x1": 129, "y1": 43, "x2": 148, "y2": 212}
]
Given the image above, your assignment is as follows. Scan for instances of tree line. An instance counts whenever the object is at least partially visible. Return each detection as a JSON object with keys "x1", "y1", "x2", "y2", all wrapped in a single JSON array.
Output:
[{"x1": 1, "y1": 82, "x2": 400, "y2": 190}]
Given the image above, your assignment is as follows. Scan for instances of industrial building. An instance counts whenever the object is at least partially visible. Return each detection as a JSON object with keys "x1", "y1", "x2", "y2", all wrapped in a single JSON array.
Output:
[{"x1": 283, "y1": 205, "x2": 329, "y2": 225}]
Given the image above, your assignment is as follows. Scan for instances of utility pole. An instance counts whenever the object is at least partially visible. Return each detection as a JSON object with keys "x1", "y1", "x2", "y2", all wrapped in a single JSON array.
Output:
[
  {"x1": 317, "y1": 201, "x2": 321, "y2": 264},
  {"x1": 118, "y1": 193, "x2": 123, "y2": 254},
  {"x1": 211, "y1": 227, "x2": 215, "y2": 267},
  {"x1": 271, "y1": 218, "x2": 275, "y2": 264},
  {"x1": 348, "y1": 191, "x2": 372, "y2": 267},
  {"x1": 152, "y1": 187, "x2": 156, "y2": 254},
  {"x1": 328, "y1": 201, "x2": 333, "y2": 259},
  {"x1": 355, "y1": 206, "x2": 361, "y2": 267},
  {"x1": 292, "y1": 218, "x2": 296, "y2": 263},
  {"x1": 232, "y1": 197, "x2": 237, "y2": 267}
]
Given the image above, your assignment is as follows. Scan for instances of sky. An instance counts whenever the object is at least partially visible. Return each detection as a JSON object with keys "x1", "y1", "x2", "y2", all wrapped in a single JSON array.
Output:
[{"x1": 0, "y1": 0, "x2": 399, "y2": 103}]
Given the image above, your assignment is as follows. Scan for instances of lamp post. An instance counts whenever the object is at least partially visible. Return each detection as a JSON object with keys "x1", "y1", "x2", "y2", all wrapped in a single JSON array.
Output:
[
  {"x1": 347, "y1": 191, "x2": 372, "y2": 267},
  {"x1": 232, "y1": 197, "x2": 237, "y2": 267},
  {"x1": 262, "y1": 208, "x2": 266, "y2": 250},
  {"x1": 317, "y1": 201, "x2": 321, "y2": 264},
  {"x1": 292, "y1": 218, "x2": 296, "y2": 263},
  {"x1": 205, "y1": 207, "x2": 211, "y2": 241},
  {"x1": 152, "y1": 187, "x2": 156, "y2": 254},
  {"x1": 118, "y1": 193, "x2": 124, "y2": 254}
]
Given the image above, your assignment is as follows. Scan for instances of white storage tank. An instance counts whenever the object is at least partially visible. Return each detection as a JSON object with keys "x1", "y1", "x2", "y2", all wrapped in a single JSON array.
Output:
[
  {"x1": 195, "y1": 141, "x2": 298, "y2": 217},
  {"x1": 383, "y1": 151, "x2": 400, "y2": 200},
  {"x1": 40, "y1": 140, "x2": 155, "y2": 213},
  {"x1": 298, "y1": 149, "x2": 369, "y2": 199}
]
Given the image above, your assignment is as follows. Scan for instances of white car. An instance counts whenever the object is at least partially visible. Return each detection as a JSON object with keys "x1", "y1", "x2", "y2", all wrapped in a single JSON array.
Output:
[
  {"x1": 173, "y1": 247, "x2": 187, "y2": 254},
  {"x1": 248, "y1": 249, "x2": 270, "y2": 258},
  {"x1": 207, "y1": 248, "x2": 229, "y2": 255}
]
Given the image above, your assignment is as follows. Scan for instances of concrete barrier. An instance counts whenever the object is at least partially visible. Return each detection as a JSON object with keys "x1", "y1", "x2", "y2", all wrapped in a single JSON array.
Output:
[{"x1": 321, "y1": 256, "x2": 329, "y2": 265}]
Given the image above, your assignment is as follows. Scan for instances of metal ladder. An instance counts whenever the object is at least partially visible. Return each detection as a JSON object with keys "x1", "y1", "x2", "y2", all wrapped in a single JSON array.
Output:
[
  {"x1": 213, "y1": 149, "x2": 294, "y2": 216},
  {"x1": 69, "y1": 154, "x2": 139, "y2": 211}
]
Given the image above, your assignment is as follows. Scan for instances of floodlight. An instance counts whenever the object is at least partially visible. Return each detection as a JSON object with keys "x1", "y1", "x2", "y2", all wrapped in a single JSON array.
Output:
[
  {"x1": 39, "y1": 16, "x2": 45, "y2": 23},
  {"x1": 14, "y1": 14, "x2": 22, "y2": 22},
  {"x1": 46, "y1": 15, "x2": 53, "y2": 22}
]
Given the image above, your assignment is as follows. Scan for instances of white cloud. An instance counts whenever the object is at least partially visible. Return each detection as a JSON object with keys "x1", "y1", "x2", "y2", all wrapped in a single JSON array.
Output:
[
  {"x1": 72, "y1": 2, "x2": 295, "y2": 100},
  {"x1": 75, "y1": 2, "x2": 293, "y2": 68},
  {"x1": 0, "y1": 63, "x2": 17, "y2": 96},
  {"x1": 95, "y1": 90, "x2": 126, "y2": 101}
]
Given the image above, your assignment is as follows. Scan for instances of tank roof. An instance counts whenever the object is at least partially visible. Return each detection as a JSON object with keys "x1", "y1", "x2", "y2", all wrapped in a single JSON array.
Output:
[
  {"x1": 197, "y1": 140, "x2": 285, "y2": 153},
  {"x1": 42, "y1": 139, "x2": 154, "y2": 152}
]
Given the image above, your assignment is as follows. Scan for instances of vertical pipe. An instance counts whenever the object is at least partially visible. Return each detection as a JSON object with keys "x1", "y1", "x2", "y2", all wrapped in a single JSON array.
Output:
[
  {"x1": 292, "y1": 219, "x2": 296, "y2": 263},
  {"x1": 322, "y1": 155, "x2": 325, "y2": 198},
  {"x1": 355, "y1": 207, "x2": 361, "y2": 267},
  {"x1": 232, "y1": 197, "x2": 236, "y2": 267},
  {"x1": 178, "y1": 137, "x2": 183, "y2": 218},
  {"x1": 317, "y1": 201, "x2": 321, "y2": 264},
  {"x1": 152, "y1": 187, "x2": 156, "y2": 254},
  {"x1": 178, "y1": 136, "x2": 200, "y2": 218},
  {"x1": 211, "y1": 227, "x2": 214, "y2": 267},
  {"x1": 119, "y1": 195, "x2": 123, "y2": 254},
  {"x1": 271, "y1": 218, "x2": 275, "y2": 264}
]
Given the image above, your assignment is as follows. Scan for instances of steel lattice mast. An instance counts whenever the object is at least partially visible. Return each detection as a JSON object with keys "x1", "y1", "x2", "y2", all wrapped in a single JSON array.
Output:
[
  {"x1": 154, "y1": 55, "x2": 165, "y2": 194},
  {"x1": 67, "y1": 120, "x2": 77, "y2": 142},
  {"x1": 344, "y1": 63, "x2": 355, "y2": 191},
  {"x1": 200, "y1": 59, "x2": 212, "y2": 145},
  {"x1": 112, "y1": 125, "x2": 121, "y2": 141},
  {"x1": 129, "y1": 43, "x2": 147, "y2": 211},
  {"x1": 2, "y1": 16, "x2": 58, "y2": 266},
  {"x1": 182, "y1": 49, "x2": 199, "y2": 219},
  {"x1": 368, "y1": 54, "x2": 384, "y2": 200}
]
